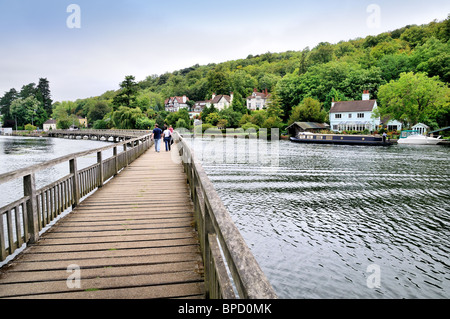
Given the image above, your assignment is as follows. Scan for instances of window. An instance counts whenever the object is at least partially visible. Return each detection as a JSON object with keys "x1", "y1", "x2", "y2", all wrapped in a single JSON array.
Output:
[
  {"x1": 357, "y1": 113, "x2": 365, "y2": 118},
  {"x1": 348, "y1": 114, "x2": 352, "y2": 119},
  {"x1": 335, "y1": 114, "x2": 342, "y2": 119}
]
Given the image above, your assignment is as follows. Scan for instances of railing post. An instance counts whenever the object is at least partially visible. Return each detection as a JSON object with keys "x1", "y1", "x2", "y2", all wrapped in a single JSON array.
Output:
[
  {"x1": 70, "y1": 158, "x2": 80, "y2": 208},
  {"x1": 113, "y1": 146, "x2": 119, "y2": 176},
  {"x1": 97, "y1": 151, "x2": 104, "y2": 188},
  {"x1": 23, "y1": 174, "x2": 39, "y2": 244},
  {"x1": 123, "y1": 144, "x2": 128, "y2": 167}
]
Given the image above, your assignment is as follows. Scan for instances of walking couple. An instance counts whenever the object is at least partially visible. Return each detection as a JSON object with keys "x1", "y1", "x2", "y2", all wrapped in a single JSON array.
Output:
[{"x1": 151, "y1": 124, "x2": 173, "y2": 153}]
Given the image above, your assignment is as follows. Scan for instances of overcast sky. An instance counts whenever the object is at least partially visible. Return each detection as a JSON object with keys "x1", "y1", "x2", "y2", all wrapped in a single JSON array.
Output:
[{"x1": 0, "y1": 0, "x2": 449, "y2": 102}]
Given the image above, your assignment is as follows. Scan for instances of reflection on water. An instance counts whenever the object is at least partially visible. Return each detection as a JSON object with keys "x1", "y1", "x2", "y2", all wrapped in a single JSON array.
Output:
[
  {"x1": 0, "y1": 136, "x2": 113, "y2": 208},
  {"x1": 189, "y1": 137, "x2": 450, "y2": 299}
]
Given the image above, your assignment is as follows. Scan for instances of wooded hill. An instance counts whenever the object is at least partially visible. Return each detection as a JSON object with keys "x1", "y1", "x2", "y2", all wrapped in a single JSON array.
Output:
[{"x1": 1, "y1": 16, "x2": 449, "y2": 131}]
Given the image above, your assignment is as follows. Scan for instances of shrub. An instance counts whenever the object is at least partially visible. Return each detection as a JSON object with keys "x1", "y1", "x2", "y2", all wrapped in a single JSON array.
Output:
[
  {"x1": 241, "y1": 122, "x2": 260, "y2": 131},
  {"x1": 25, "y1": 124, "x2": 37, "y2": 131}
]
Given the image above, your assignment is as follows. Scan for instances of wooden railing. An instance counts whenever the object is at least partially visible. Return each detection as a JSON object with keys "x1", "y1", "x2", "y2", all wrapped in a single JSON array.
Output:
[
  {"x1": 47, "y1": 129, "x2": 149, "y2": 140},
  {"x1": 174, "y1": 132, "x2": 278, "y2": 299},
  {"x1": 0, "y1": 133, "x2": 153, "y2": 262}
]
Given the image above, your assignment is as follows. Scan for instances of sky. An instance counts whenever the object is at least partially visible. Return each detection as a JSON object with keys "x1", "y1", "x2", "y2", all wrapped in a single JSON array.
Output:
[{"x1": 0, "y1": 0, "x2": 449, "y2": 102}]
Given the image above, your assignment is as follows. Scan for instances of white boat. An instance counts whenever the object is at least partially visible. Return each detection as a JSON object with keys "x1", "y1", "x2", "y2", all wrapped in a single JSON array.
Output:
[{"x1": 397, "y1": 134, "x2": 442, "y2": 145}]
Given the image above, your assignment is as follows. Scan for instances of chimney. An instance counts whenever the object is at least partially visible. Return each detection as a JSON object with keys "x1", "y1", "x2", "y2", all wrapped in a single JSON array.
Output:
[
  {"x1": 254, "y1": 88, "x2": 257, "y2": 93},
  {"x1": 230, "y1": 92, "x2": 234, "y2": 104},
  {"x1": 182, "y1": 95, "x2": 187, "y2": 103},
  {"x1": 212, "y1": 93, "x2": 216, "y2": 101},
  {"x1": 362, "y1": 90, "x2": 370, "y2": 101},
  {"x1": 331, "y1": 98, "x2": 336, "y2": 109}
]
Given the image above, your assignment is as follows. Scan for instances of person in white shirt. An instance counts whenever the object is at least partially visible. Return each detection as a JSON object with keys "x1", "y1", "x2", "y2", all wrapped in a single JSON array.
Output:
[{"x1": 163, "y1": 127, "x2": 172, "y2": 152}]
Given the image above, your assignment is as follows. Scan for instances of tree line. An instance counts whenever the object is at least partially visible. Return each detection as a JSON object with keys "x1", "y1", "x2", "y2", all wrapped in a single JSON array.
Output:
[{"x1": 1, "y1": 16, "x2": 449, "y2": 132}]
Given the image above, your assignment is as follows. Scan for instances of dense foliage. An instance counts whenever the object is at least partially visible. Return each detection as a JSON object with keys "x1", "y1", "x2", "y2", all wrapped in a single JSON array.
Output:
[{"x1": 1, "y1": 17, "x2": 449, "y2": 131}]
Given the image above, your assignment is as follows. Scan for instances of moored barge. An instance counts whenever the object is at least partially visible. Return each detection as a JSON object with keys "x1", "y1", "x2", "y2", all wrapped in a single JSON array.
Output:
[{"x1": 290, "y1": 132, "x2": 393, "y2": 146}]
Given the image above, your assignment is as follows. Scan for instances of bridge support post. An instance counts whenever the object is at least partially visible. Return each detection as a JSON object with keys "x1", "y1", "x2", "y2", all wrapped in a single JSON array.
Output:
[{"x1": 23, "y1": 174, "x2": 39, "y2": 244}]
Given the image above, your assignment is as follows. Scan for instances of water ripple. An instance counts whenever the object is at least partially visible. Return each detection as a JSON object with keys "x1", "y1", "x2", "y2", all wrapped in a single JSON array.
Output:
[{"x1": 200, "y1": 140, "x2": 450, "y2": 299}]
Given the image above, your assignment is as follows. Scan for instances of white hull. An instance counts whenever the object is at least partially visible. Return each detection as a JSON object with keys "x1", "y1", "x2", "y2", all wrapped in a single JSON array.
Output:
[{"x1": 398, "y1": 135, "x2": 442, "y2": 145}]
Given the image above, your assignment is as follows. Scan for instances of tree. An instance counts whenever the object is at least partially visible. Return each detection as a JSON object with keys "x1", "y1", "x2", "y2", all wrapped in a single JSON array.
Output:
[
  {"x1": 230, "y1": 91, "x2": 247, "y2": 114},
  {"x1": 19, "y1": 83, "x2": 37, "y2": 99},
  {"x1": 288, "y1": 97, "x2": 328, "y2": 125},
  {"x1": 113, "y1": 75, "x2": 139, "y2": 110},
  {"x1": 377, "y1": 72, "x2": 450, "y2": 128},
  {"x1": 219, "y1": 108, "x2": 242, "y2": 128},
  {"x1": 201, "y1": 104, "x2": 217, "y2": 121},
  {"x1": 205, "y1": 112, "x2": 221, "y2": 126},
  {"x1": 309, "y1": 42, "x2": 334, "y2": 64},
  {"x1": 165, "y1": 109, "x2": 191, "y2": 128},
  {"x1": 136, "y1": 117, "x2": 155, "y2": 130},
  {"x1": 206, "y1": 66, "x2": 230, "y2": 96},
  {"x1": 88, "y1": 101, "x2": 112, "y2": 123},
  {"x1": 52, "y1": 101, "x2": 78, "y2": 119},
  {"x1": 324, "y1": 88, "x2": 348, "y2": 112},
  {"x1": 411, "y1": 37, "x2": 450, "y2": 82},
  {"x1": 36, "y1": 78, "x2": 53, "y2": 116},
  {"x1": 250, "y1": 110, "x2": 268, "y2": 127},
  {"x1": 57, "y1": 114, "x2": 79, "y2": 130},
  {"x1": 112, "y1": 106, "x2": 145, "y2": 129},
  {"x1": 175, "y1": 118, "x2": 189, "y2": 129},
  {"x1": 10, "y1": 96, "x2": 41, "y2": 128},
  {"x1": 265, "y1": 90, "x2": 284, "y2": 120},
  {"x1": 0, "y1": 88, "x2": 18, "y2": 124}
]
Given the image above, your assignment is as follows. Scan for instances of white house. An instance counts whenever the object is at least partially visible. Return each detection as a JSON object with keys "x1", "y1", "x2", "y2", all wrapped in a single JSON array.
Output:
[
  {"x1": 246, "y1": 89, "x2": 271, "y2": 111},
  {"x1": 43, "y1": 119, "x2": 57, "y2": 131},
  {"x1": 193, "y1": 93, "x2": 234, "y2": 113},
  {"x1": 329, "y1": 91, "x2": 403, "y2": 132},
  {"x1": 165, "y1": 96, "x2": 190, "y2": 112},
  {"x1": 209, "y1": 93, "x2": 234, "y2": 111},
  {"x1": 0, "y1": 128, "x2": 13, "y2": 136},
  {"x1": 412, "y1": 123, "x2": 430, "y2": 135}
]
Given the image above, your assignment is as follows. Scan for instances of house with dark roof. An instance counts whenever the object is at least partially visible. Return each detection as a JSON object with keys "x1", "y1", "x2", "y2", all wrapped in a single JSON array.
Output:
[
  {"x1": 286, "y1": 122, "x2": 330, "y2": 137},
  {"x1": 193, "y1": 93, "x2": 234, "y2": 113},
  {"x1": 329, "y1": 91, "x2": 402, "y2": 132},
  {"x1": 43, "y1": 119, "x2": 57, "y2": 131},
  {"x1": 246, "y1": 89, "x2": 271, "y2": 111},
  {"x1": 165, "y1": 96, "x2": 190, "y2": 112},
  {"x1": 209, "y1": 93, "x2": 234, "y2": 111}
]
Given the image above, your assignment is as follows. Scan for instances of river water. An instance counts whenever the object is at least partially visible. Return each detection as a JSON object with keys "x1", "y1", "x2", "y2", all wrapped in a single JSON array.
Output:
[
  {"x1": 1, "y1": 135, "x2": 449, "y2": 299},
  {"x1": 186, "y1": 137, "x2": 450, "y2": 299},
  {"x1": 0, "y1": 136, "x2": 112, "y2": 208}
]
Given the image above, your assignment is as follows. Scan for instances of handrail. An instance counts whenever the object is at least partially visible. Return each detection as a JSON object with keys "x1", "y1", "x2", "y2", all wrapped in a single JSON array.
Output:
[
  {"x1": 0, "y1": 132, "x2": 154, "y2": 262},
  {"x1": 47, "y1": 129, "x2": 149, "y2": 138},
  {"x1": 174, "y1": 131, "x2": 277, "y2": 299}
]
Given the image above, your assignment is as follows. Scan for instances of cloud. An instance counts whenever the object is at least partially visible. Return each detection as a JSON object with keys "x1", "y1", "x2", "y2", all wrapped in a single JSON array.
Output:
[{"x1": 0, "y1": 0, "x2": 449, "y2": 102}]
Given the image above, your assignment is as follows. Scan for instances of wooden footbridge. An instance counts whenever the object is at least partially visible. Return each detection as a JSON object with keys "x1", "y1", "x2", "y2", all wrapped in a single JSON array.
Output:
[{"x1": 0, "y1": 130, "x2": 277, "y2": 299}]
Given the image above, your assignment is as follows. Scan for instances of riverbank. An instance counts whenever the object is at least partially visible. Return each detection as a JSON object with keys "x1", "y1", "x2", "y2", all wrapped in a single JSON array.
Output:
[{"x1": 9, "y1": 129, "x2": 450, "y2": 145}]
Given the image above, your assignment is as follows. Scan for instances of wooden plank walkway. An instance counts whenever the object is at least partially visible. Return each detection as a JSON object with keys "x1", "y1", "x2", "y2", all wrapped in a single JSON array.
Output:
[{"x1": 0, "y1": 146, "x2": 205, "y2": 299}]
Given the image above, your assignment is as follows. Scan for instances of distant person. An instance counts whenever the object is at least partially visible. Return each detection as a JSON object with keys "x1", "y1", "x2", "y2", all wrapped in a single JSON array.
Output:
[
  {"x1": 163, "y1": 126, "x2": 172, "y2": 152},
  {"x1": 152, "y1": 124, "x2": 163, "y2": 153}
]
